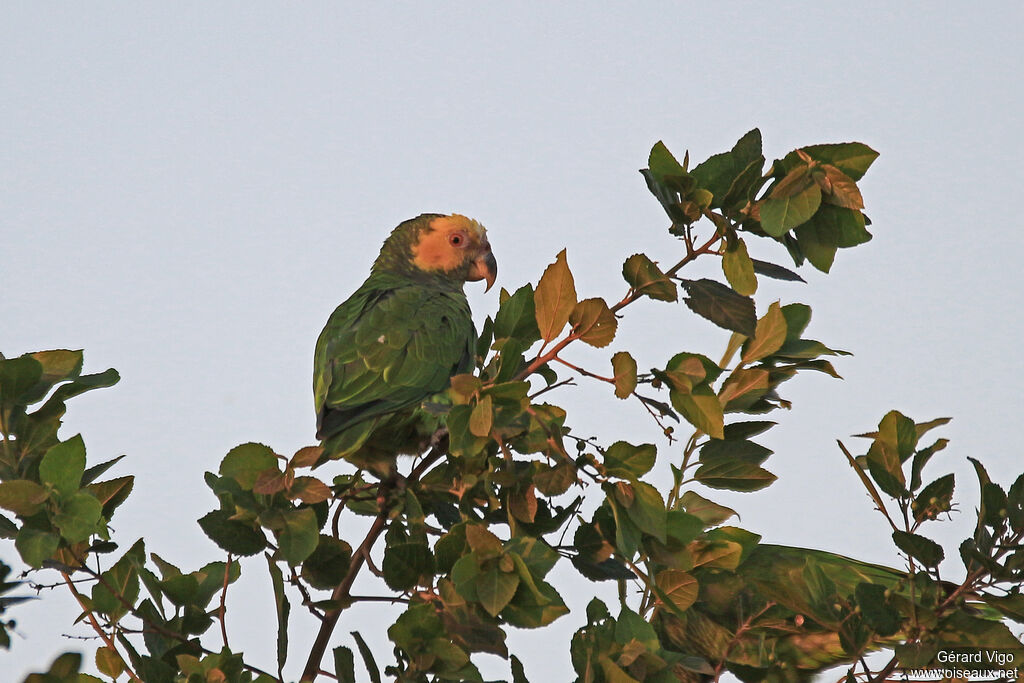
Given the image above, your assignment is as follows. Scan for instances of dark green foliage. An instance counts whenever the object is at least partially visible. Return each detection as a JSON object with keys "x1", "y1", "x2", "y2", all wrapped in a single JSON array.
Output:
[{"x1": 2, "y1": 131, "x2": 1021, "y2": 683}]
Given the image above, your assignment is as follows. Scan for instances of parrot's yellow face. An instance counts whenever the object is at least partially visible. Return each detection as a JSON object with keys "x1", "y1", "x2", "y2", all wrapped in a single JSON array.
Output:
[{"x1": 410, "y1": 214, "x2": 497, "y2": 290}]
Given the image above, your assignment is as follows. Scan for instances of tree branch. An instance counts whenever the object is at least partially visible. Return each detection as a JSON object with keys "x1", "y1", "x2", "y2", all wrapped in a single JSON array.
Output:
[
  {"x1": 299, "y1": 447, "x2": 445, "y2": 682},
  {"x1": 61, "y1": 571, "x2": 141, "y2": 682}
]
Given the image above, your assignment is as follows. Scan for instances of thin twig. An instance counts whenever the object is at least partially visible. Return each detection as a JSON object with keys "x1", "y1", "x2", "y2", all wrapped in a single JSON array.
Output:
[
  {"x1": 218, "y1": 554, "x2": 232, "y2": 649},
  {"x1": 514, "y1": 230, "x2": 723, "y2": 384},
  {"x1": 712, "y1": 600, "x2": 777, "y2": 683},
  {"x1": 528, "y1": 378, "x2": 576, "y2": 400},
  {"x1": 552, "y1": 357, "x2": 617, "y2": 384},
  {"x1": 299, "y1": 446, "x2": 445, "y2": 682},
  {"x1": 837, "y1": 440, "x2": 900, "y2": 532},
  {"x1": 61, "y1": 572, "x2": 142, "y2": 682},
  {"x1": 348, "y1": 595, "x2": 411, "y2": 604}
]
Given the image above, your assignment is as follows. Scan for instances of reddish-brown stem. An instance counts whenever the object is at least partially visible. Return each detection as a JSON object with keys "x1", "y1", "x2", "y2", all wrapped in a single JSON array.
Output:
[
  {"x1": 515, "y1": 230, "x2": 723, "y2": 384},
  {"x1": 712, "y1": 601, "x2": 776, "y2": 683},
  {"x1": 552, "y1": 356, "x2": 616, "y2": 383},
  {"x1": 299, "y1": 447, "x2": 445, "y2": 682},
  {"x1": 218, "y1": 554, "x2": 232, "y2": 649},
  {"x1": 61, "y1": 572, "x2": 142, "y2": 681},
  {"x1": 299, "y1": 510, "x2": 390, "y2": 682}
]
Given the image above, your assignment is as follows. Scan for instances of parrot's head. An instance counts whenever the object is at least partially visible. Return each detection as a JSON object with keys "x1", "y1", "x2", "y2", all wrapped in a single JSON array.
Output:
[{"x1": 377, "y1": 213, "x2": 497, "y2": 291}]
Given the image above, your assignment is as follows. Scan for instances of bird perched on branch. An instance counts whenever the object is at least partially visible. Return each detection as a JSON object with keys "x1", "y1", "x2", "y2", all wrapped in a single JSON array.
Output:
[{"x1": 313, "y1": 213, "x2": 496, "y2": 472}]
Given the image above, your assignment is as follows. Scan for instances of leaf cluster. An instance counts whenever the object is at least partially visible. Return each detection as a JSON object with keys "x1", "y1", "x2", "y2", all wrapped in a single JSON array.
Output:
[{"x1": 3, "y1": 131, "x2": 1021, "y2": 683}]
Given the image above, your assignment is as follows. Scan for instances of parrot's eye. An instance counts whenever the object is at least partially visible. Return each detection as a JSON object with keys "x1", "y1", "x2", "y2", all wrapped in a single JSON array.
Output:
[{"x1": 449, "y1": 232, "x2": 467, "y2": 248}]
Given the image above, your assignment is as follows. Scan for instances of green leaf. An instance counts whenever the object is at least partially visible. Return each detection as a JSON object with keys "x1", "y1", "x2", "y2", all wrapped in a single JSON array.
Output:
[
  {"x1": 477, "y1": 565, "x2": 520, "y2": 617},
  {"x1": 586, "y1": 597, "x2": 611, "y2": 623},
  {"x1": 533, "y1": 462, "x2": 575, "y2": 496},
  {"x1": 751, "y1": 259, "x2": 805, "y2": 283},
  {"x1": 648, "y1": 140, "x2": 687, "y2": 179},
  {"x1": 982, "y1": 482, "x2": 1008, "y2": 529},
  {"x1": 15, "y1": 526, "x2": 60, "y2": 568},
  {"x1": 351, "y1": 631, "x2": 382, "y2": 683},
  {"x1": 599, "y1": 656, "x2": 641, "y2": 683},
  {"x1": 718, "y1": 368, "x2": 770, "y2": 411},
  {"x1": 792, "y1": 225, "x2": 835, "y2": 272},
  {"x1": 493, "y1": 284, "x2": 540, "y2": 342},
  {"x1": 39, "y1": 435, "x2": 87, "y2": 497},
  {"x1": 569, "y1": 298, "x2": 617, "y2": 348},
  {"x1": 465, "y1": 524, "x2": 503, "y2": 558},
  {"x1": 722, "y1": 238, "x2": 757, "y2": 296},
  {"x1": 0, "y1": 512, "x2": 17, "y2": 538},
  {"x1": 611, "y1": 351, "x2": 637, "y2": 399},
  {"x1": 87, "y1": 475, "x2": 134, "y2": 520},
  {"x1": 892, "y1": 530, "x2": 944, "y2": 567},
  {"x1": 723, "y1": 420, "x2": 776, "y2": 440},
  {"x1": 1009, "y1": 473, "x2": 1024, "y2": 533},
  {"x1": 505, "y1": 535, "x2": 559, "y2": 579},
  {"x1": 96, "y1": 645, "x2": 125, "y2": 679},
  {"x1": 913, "y1": 473, "x2": 955, "y2": 523},
  {"x1": 277, "y1": 507, "x2": 320, "y2": 565},
  {"x1": 0, "y1": 479, "x2": 50, "y2": 516},
  {"x1": 691, "y1": 129, "x2": 764, "y2": 209},
  {"x1": 679, "y1": 493, "x2": 736, "y2": 526},
  {"x1": 604, "y1": 441, "x2": 656, "y2": 479},
  {"x1": 792, "y1": 141, "x2": 879, "y2": 181},
  {"x1": 666, "y1": 510, "x2": 705, "y2": 545},
  {"x1": 795, "y1": 204, "x2": 869, "y2": 272},
  {"x1": 670, "y1": 383, "x2": 724, "y2": 440},
  {"x1": 865, "y1": 452, "x2": 907, "y2": 499},
  {"x1": 680, "y1": 279, "x2": 756, "y2": 337},
  {"x1": 865, "y1": 416, "x2": 909, "y2": 498},
  {"x1": 876, "y1": 410, "x2": 918, "y2": 462},
  {"x1": 452, "y1": 554, "x2": 482, "y2": 602},
  {"x1": 622, "y1": 254, "x2": 677, "y2": 302},
  {"x1": 23, "y1": 652, "x2": 85, "y2": 681},
  {"x1": 741, "y1": 302, "x2": 788, "y2": 363},
  {"x1": 502, "y1": 577, "x2": 568, "y2": 628},
  {"x1": 53, "y1": 490, "x2": 103, "y2": 543},
  {"x1": 193, "y1": 559, "x2": 240, "y2": 608},
  {"x1": 333, "y1": 646, "x2": 356, "y2": 683},
  {"x1": 198, "y1": 509, "x2": 267, "y2": 556},
  {"x1": 0, "y1": 355, "x2": 43, "y2": 406},
  {"x1": 220, "y1": 442, "x2": 279, "y2": 490},
  {"x1": 700, "y1": 438, "x2": 771, "y2": 464},
  {"x1": 689, "y1": 539, "x2": 743, "y2": 570},
  {"x1": 606, "y1": 496, "x2": 641, "y2": 558},
  {"x1": 382, "y1": 542, "x2": 434, "y2": 591},
  {"x1": 534, "y1": 249, "x2": 577, "y2": 342},
  {"x1": 655, "y1": 569, "x2": 698, "y2": 612},
  {"x1": 266, "y1": 554, "x2": 290, "y2": 674},
  {"x1": 761, "y1": 168, "x2": 822, "y2": 236},
  {"x1": 510, "y1": 655, "x2": 529, "y2": 683},
  {"x1": 626, "y1": 481, "x2": 667, "y2": 543},
  {"x1": 694, "y1": 458, "x2": 776, "y2": 492},
  {"x1": 91, "y1": 540, "x2": 144, "y2": 620},
  {"x1": 440, "y1": 601, "x2": 508, "y2": 657},
  {"x1": 615, "y1": 605, "x2": 659, "y2": 650},
  {"x1": 302, "y1": 535, "x2": 353, "y2": 589},
  {"x1": 468, "y1": 394, "x2": 493, "y2": 437}
]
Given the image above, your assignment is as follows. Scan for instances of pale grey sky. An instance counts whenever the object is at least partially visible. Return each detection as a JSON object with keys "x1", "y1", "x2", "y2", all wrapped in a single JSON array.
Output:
[{"x1": 3, "y1": 4, "x2": 1023, "y2": 680}]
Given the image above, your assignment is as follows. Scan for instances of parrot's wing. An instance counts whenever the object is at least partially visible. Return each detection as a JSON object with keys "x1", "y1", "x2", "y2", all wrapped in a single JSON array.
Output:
[{"x1": 313, "y1": 281, "x2": 474, "y2": 440}]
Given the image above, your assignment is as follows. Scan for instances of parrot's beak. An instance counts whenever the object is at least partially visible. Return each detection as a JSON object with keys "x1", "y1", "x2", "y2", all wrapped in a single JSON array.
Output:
[{"x1": 468, "y1": 246, "x2": 498, "y2": 292}]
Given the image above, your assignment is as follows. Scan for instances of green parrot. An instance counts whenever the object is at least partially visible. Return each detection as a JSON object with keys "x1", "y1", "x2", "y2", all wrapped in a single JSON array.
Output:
[
  {"x1": 653, "y1": 543, "x2": 1020, "y2": 682},
  {"x1": 313, "y1": 213, "x2": 496, "y2": 472}
]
